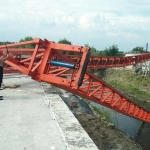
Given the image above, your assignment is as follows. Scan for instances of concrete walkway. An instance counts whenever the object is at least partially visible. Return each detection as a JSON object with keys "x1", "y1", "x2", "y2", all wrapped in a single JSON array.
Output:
[{"x1": 0, "y1": 74, "x2": 99, "y2": 150}]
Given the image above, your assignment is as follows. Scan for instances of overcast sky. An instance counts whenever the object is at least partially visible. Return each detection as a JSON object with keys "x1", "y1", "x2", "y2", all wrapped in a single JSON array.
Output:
[{"x1": 0, "y1": 0, "x2": 150, "y2": 52}]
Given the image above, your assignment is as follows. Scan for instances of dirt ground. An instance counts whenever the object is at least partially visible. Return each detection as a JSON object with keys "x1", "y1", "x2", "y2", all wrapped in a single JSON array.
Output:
[
  {"x1": 72, "y1": 68, "x2": 147, "y2": 150},
  {"x1": 54, "y1": 68, "x2": 146, "y2": 150},
  {"x1": 75, "y1": 112, "x2": 142, "y2": 150}
]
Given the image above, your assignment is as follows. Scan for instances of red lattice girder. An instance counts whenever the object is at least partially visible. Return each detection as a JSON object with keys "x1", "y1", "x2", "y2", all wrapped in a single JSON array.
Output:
[
  {"x1": 0, "y1": 38, "x2": 44, "y2": 74},
  {"x1": 2, "y1": 49, "x2": 150, "y2": 69},
  {"x1": 0, "y1": 38, "x2": 150, "y2": 123},
  {"x1": 68, "y1": 54, "x2": 150, "y2": 69},
  {"x1": 49, "y1": 71, "x2": 150, "y2": 123}
]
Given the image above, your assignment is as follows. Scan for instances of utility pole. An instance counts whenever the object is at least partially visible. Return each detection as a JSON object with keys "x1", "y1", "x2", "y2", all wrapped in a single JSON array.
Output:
[{"x1": 146, "y1": 43, "x2": 148, "y2": 52}]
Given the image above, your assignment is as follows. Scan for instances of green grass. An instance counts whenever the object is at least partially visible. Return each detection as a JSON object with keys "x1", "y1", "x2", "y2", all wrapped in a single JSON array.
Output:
[
  {"x1": 108, "y1": 80, "x2": 150, "y2": 111},
  {"x1": 110, "y1": 80, "x2": 150, "y2": 98},
  {"x1": 92, "y1": 68, "x2": 150, "y2": 111},
  {"x1": 92, "y1": 106, "x2": 110, "y2": 122}
]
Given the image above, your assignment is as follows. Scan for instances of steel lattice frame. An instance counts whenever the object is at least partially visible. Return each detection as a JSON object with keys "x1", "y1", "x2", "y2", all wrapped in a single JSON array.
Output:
[{"x1": 0, "y1": 38, "x2": 150, "y2": 123}]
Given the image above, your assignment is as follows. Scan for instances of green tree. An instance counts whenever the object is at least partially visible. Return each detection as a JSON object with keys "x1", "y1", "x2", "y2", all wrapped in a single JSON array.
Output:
[
  {"x1": 19, "y1": 36, "x2": 34, "y2": 48},
  {"x1": 131, "y1": 46, "x2": 145, "y2": 53},
  {"x1": 96, "y1": 51, "x2": 105, "y2": 56},
  {"x1": 104, "y1": 45, "x2": 119, "y2": 56},
  {"x1": 90, "y1": 47, "x2": 98, "y2": 56},
  {"x1": 19, "y1": 36, "x2": 33, "y2": 42},
  {"x1": 58, "y1": 38, "x2": 72, "y2": 54},
  {"x1": 85, "y1": 44, "x2": 98, "y2": 56},
  {"x1": 58, "y1": 38, "x2": 71, "y2": 45},
  {"x1": 0, "y1": 41, "x2": 14, "y2": 45}
]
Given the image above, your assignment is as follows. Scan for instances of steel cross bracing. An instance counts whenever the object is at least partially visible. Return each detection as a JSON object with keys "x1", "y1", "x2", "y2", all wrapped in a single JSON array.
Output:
[
  {"x1": 67, "y1": 54, "x2": 150, "y2": 69},
  {"x1": 4, "y1": 49, "x2": 150, "y2": 69},
  {"x1": 0, "y1": 38, "x2": 150, "y2": 123}
]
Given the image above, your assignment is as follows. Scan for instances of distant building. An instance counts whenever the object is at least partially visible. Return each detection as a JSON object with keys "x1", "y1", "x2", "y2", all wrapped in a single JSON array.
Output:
[{"x1": 125, "y1": 52, "x2": 150, "y2": 76}]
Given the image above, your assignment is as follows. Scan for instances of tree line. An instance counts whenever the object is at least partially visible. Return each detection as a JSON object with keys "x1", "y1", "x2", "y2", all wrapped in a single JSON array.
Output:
[
  {"x1": 58, "y1": 38, "x2": 148, "y2": 56},
  {"x1": 0, "y1": 36, "x2": 147, "y2": 56}
]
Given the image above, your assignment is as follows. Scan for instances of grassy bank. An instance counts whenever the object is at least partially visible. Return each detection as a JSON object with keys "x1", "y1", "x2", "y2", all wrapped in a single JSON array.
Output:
[{"x1": 95, "y1": 68, "x2": 150, "y2": 111}]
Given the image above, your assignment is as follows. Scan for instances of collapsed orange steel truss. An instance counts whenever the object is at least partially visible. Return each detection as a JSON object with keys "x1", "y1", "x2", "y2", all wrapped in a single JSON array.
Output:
[
  {"x1": 68, "y1": 54, "x2": 150, "y2": 69},
  {"x1": 4, "y1": 49, "x2": 150, "y2": 69},
  {"x1": 0, "y1": 38, "x2": 150, "y2": 123}
]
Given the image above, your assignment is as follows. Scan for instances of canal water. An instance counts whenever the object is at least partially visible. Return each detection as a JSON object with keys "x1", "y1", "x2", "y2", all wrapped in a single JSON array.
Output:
[
  {"x1": 136, "y1": 122, "x2": 150, "y2": 150},
  {"x1": 55, "y1": 86, "x2": 150, "y2": 149},
  {"x1": 90, "y1": 102, "x2": 150, "y2": 150},
  {"x1": 89, "y1": 101, "x2": 143, "y2": 138}
]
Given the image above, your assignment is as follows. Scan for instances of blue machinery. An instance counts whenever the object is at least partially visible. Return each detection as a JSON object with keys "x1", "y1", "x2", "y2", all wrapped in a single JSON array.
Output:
[{"x1": 50, "y1": 60, "x2": 76, "y2": 69}]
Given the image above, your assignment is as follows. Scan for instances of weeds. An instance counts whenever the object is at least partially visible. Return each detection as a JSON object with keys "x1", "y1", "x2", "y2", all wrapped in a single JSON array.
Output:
[
  {"x1": 101, "y1": 69, "x2": 150, "y2": 111},
  {"x1": 92, "y1": 106, "x2": 110, "y2": 122}
]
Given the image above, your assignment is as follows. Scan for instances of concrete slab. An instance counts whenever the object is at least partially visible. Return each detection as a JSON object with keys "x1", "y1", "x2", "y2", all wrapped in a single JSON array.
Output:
[
  {"x1": 42, "y1": 83, "x2": 99, "y2": 150},
  {"x1": 0, "y1": 74, "x2": 99, "y2": 150}
]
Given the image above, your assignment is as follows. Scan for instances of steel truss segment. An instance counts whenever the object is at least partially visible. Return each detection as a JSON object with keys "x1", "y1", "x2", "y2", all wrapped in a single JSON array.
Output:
[
  {"x1": 51, "y1": 43, "x2": 90, "y2": 53},
  {"x1": 0, "y1": 38, "x2": 42, "y2": 49},
  {"x1": 1, "y1": 39, "x2": 44, "y2": 74},
  {"x1": 72, "y1": 71, "x2": 150, "y2": 122},
  {"x1": 119, "y1": 100, "x2": 128, "y2": 110},
  {"x1": 39, "y1": 68, "x2": 150, "y2": 122},
  {"x1": 66, "y1": 53, "x2": 150, "y2": 69},
  {"x1": 1, "y1": 38, "x2": 150, "y2": 123},
  {"x1": 5, "y1": 49, "x2": 150, "y2": 68},
  {"x1": 133, "y1": 107, "x2": 140, "y2": 116}
]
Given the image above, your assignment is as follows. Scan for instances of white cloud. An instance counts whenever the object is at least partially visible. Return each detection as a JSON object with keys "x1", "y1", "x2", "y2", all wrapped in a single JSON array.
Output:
[
  {"x1": 0, "y1": 0, "x2": 150, "y2": 51},
  {"x1": 79, "y1": 13, "x2": 105, "y2": 29}
]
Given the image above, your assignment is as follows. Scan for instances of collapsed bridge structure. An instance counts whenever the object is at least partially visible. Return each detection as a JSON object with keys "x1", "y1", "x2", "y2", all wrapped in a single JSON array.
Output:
[{"x1": 0, "y1": 38, "x2": 150, "y2": 123}]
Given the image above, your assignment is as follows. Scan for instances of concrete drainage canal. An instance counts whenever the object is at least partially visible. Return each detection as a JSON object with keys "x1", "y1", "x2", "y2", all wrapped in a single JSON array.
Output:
[{"x1": 53, "y1": 86, "x2": 150, "y2": 150}]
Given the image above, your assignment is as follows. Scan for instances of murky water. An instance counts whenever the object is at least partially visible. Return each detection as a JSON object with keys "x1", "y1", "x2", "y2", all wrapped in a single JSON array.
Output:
[
  {"x1": 56, "y1": 85, "x2": 150, "y2": 149},
  {"x1": 136, "y1": 123, "x2": 150, "y2": 150},
  {"x1": 90, "y1": 101, "x2": 143, "y2": 138},
  {"x1": 90, "y1": 101, "x2": 150, "y2": 150}
]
